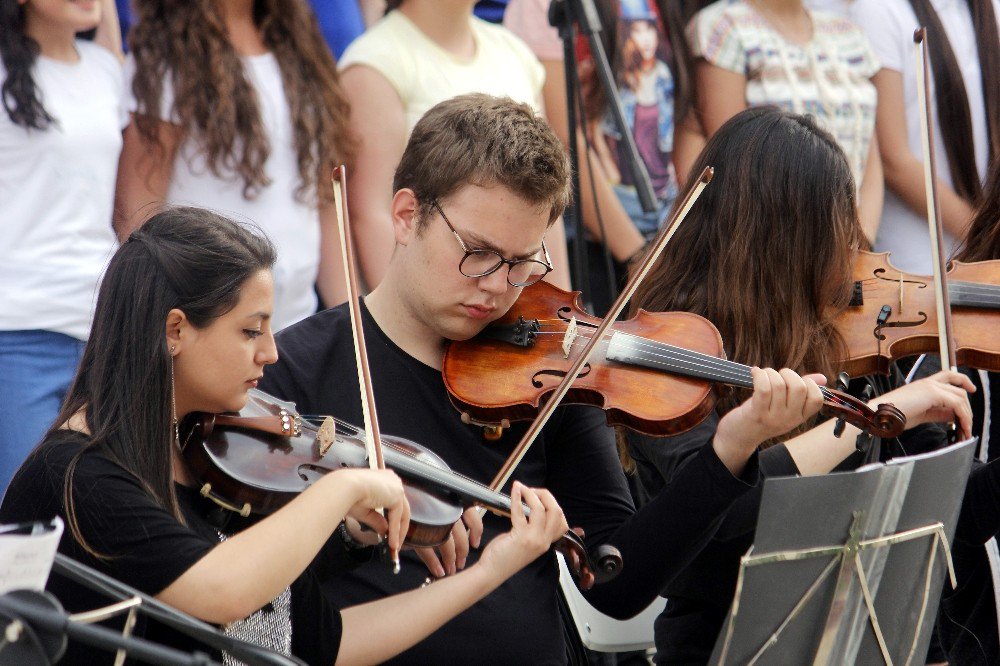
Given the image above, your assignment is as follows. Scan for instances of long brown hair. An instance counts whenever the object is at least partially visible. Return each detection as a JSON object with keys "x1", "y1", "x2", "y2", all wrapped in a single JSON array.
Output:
[
  {"x1": 907, "y1": 0, "x2": 1000, "y2": 205},
  {"x1": 129, "y1": 0, "x2": 353, "y2": 202},
  {"x1": 954, "y1": 158, "x2": 1000, "y2": 263},
  {"x1": 56, "y1": 208, "x2": 275, "y2": 557},
  {"x1": 630, "y1": 108, "x2": 861, "y2": 412},
  {"x1": 0, "y1": 0, "x2": 52, "y2": 128}
]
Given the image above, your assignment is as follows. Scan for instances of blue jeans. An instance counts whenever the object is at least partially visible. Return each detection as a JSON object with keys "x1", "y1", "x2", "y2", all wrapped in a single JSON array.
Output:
[{"x1": 0, "y1": 330, "x2": 85, "y2": 497}]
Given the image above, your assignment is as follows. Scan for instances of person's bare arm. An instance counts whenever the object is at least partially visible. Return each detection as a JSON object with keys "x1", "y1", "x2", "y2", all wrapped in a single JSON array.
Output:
[
  {"x1": 540, "y1": 60, "x2": 645, "y2": 262},
  {"x1": 158, "y1": 469, "x2": 409, "y2": 625},
  {"x1": 694, "y1": 60, "x2": 747, "y2": 137},
  {"x1": 94, "y1": 0, "x2": 123, "y2": 62},
  {"x1": 113, "y1": 118, "x2": 183, "y2": 240},
  {"x1": 339, "y1": 65, "x2": 407, "y2": 289},
  {"x1": 783, "y1": 370, "x2": 974, "y2": 475},
  {"x1": 336, "y1": 484, "x2": 567, "y2": 666},
  {"x1": 872, "y1": 68, "x2": 975, "y2": 237},
  {"x1": 673, "y1": 111, "x2": 707, "y2": 188},
  {"x1": 858, "y1": 134, "x2": 884, "y2": 246}
]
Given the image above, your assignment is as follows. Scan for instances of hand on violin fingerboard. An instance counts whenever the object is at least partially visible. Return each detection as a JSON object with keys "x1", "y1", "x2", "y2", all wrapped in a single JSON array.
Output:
[
  {"x1": 712, "y1": 368, "x2": 826, "y2": 475},
  {"x1": 413, "y1": 507, "x2": 484, "y2": 578},
  {"x1": 873, "y1": 370, "x2": 975, "y2": 439}
]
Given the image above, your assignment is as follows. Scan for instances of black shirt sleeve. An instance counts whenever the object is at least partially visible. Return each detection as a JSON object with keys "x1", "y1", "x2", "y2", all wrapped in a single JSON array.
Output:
[
  {"x1": 1, "y1": 433, "x2": 215, "y2": 596},
  {"x1": 554, "y1": 410, "x2": 763, "y2": 619}
]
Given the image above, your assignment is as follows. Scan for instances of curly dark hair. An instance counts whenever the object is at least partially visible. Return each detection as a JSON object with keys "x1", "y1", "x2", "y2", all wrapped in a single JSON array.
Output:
[
  {"x1": 0, "y1": 0, "x2": 54, "y2": 129},
  {"x1": 129, "y1": 0, "x2": 354, "y2": 202}
]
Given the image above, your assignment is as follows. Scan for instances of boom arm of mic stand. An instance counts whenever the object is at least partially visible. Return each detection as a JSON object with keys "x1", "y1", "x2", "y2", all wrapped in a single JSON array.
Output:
[
  {"x1": 554, "y1": 0, "x2": 658, "y2": 214},
  {"x1": 52, "y1": 554, "x2": 306, "y2": 666}
]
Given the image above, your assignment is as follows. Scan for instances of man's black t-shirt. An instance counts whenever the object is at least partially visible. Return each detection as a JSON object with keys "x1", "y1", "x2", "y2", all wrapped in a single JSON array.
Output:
[
  {"x1": 0, "y1": 430, "x2": 342, "y2": 664},
  {"x1": 258, "y1": 300, "x2": 760, "y2": 665}
]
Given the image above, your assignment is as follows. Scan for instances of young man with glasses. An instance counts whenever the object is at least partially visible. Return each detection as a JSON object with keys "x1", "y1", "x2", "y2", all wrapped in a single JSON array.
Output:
[{"x1": 259, "y1": 93, "x2": 826, "y2": 663}]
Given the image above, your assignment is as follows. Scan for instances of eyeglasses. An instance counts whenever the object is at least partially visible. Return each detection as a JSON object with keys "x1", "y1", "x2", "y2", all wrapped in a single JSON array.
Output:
[{"x1": 431, "y1": 200, "x2": 553, "y2": 287}]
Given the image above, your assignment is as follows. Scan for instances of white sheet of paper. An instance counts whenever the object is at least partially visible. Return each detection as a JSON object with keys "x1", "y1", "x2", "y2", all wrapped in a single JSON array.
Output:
[{"x1": 0, "y1": 516, "x2": 63, "y2": 594}]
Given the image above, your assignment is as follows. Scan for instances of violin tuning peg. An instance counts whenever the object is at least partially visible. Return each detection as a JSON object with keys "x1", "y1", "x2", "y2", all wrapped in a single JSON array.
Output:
[
  {"x1": 833, "y1": 417, "x2": 847, "y2": 439},
  {"x1": 836, "y1": 371, "x2": 851, "y2": 393},
  {"x1": 860, "y1": 384, "x2": 875, "y2": 402}
]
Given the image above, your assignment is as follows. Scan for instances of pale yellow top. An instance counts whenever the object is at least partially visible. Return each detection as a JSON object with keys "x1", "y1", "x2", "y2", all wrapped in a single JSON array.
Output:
[{"x1": 339, "y1": 10, "x2": 545, "y2": 132}]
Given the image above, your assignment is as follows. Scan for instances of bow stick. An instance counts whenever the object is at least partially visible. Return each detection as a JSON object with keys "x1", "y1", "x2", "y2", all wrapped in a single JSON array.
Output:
[
  {"x1": 332, "y1": 166, "x2": 399, "y2": 572},
  {"x1": 486, "y1": 167, "x2": 714, "y2": 496},
  {"x1": 913, "y1": 28, "x2": 958, "y2": 373}
]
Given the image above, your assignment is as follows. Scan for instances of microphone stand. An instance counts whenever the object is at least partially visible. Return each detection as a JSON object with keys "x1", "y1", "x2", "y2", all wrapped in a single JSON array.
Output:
[{"x1": 548, "y1": 0, "x2": 657, "y2": 305}]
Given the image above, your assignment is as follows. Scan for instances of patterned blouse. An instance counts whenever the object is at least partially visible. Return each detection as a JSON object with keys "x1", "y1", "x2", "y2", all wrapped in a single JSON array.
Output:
[{"x1": 690, "y1": 0, "x2": 880, "y2": 189}]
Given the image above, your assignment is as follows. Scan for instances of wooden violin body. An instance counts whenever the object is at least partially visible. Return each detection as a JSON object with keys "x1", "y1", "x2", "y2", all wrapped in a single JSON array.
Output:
[
  {"x1": 181, "y1": 390, "x2": 623, "y2": 589},
  {"x1": 446, "y1": 282, "x2": 724, "y2": 437},
  {"x1": 836, "y1": 251, "x2": 1000, "y2": 376},
  {"x1": 445, "y1": 282, "x2": 906, "y2": 439}
]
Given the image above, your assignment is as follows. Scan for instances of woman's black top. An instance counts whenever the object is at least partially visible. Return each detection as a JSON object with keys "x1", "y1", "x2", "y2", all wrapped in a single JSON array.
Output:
[{"x1": 0, "y1": 430, "x2": 345, "y2": 664}]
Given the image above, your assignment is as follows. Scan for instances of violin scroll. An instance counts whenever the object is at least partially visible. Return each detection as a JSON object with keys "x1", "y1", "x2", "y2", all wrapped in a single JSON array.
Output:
[
  {"x1": 552, "y1": 529, "x2": 623, "y2": 590},
  {"x1": 819, "y1": 389, "x2": 906, "y2": 439}
]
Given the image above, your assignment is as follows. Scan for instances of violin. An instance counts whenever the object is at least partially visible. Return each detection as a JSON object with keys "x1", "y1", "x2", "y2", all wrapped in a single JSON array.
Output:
[
  {"x1": 443, "y1": 281, "x2": 907, "y2": 439},
  {"x1": 180, "y1": 389, "x2": 623, "y2": 590},
  {"x1": 835, "y1": 251, "x2": 1000, "y2": 377}
]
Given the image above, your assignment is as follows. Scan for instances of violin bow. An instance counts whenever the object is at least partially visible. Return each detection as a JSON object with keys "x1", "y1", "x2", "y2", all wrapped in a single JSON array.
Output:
[
  {"x1": 331, "y1": 166, "x2": 399, "y2": 572},
  {"x1": 914, "y1": 28, "x2": 958, "y2": 373},
  {"x1": 486, "y1": 167, "x2": 714, "y2": 495}
]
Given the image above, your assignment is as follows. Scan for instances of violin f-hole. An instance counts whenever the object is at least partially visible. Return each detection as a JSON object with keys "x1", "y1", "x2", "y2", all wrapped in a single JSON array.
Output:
[{"x1": 531, "y1": 364, "x2": 592, "y2": 388}]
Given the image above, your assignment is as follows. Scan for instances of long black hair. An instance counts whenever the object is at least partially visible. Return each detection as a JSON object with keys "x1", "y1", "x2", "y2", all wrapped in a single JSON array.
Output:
[
  {"x1": 56, "y1": 207, "x2": 276, "y2": 555},
  {"x1": 907, "y1": 0, "x2": 1000, "y2": 204},
  {"x1": 0, "y1": 0, "x2": 53, "y2": 128}
]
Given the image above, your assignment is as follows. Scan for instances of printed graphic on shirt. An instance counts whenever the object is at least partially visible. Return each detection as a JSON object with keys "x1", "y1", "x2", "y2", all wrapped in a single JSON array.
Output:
[{"x1": 588, "y1": 0, "x2": 679, "y2": 218}]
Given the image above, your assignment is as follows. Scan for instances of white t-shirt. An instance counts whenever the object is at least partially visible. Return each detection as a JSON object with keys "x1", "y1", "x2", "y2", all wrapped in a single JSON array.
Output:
[
  {"x1": 124, "y1": 53, "x2": 319, "y2": 331},
  {"x1": 850, "y1": 0, "x2": 998, "y2": 274},
  {"x1": 690, "y1": 0, "x2": 880, "y2": 191},
  {"x1": 338, "y1": 10, "x2": 545, "y2": 132},
  {"x1": 0, "y1": 41, "x2": 124, "y2": 340}
]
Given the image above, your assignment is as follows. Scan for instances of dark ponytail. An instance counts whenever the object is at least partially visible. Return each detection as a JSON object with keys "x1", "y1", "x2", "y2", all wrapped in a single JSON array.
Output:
[
  {"x1": 0, "y1": 0, "x2": 54, "y2": 129},
  {"x1": 907, "y1": 0, "x2": 1000, "y2": 204}
]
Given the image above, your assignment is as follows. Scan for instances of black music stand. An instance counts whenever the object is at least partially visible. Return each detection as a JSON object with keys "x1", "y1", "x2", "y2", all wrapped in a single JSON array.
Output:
[
  {"x1": 711, "y1": 438, "x2": 976, "y2": 665},
  {"x1": 0, "y1": 551, "x2": 304, "y2": 665}
]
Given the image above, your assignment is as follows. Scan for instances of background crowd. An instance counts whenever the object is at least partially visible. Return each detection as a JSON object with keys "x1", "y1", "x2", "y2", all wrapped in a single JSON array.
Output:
[{"x1": 1, "y1": 0, "x2": 997, "y2": 662}]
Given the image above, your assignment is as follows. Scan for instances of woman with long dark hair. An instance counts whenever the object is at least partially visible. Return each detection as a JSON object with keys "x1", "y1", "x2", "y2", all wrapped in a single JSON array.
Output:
[
  {"x1": 0, "y1": 207, "x2": 571, "y2": 664},
  {"x1": 114, "y1": 0, "x2": 353, "y2": 329},
  {"x1": 624, "y1": 107, "x2": 973, "y2": 662},
  {"x1": 0, "y1": 0, "x2": 123, "y2": 495},
  {"x1": 849, "y1": 0, "x2": 1000, "y2": 274}
]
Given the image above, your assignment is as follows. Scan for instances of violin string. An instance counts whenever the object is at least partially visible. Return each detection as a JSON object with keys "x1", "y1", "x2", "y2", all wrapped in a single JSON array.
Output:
[
  {"x1": 530, "y1": 323, "x2": 756, "y2": 384},
  {"x1": 949, "y1": 282, "x2": 1000, "y2": 307},
  {"x1": 528, "y1": 325, "x2": 856, "y2": 409},
  {"x1": 297, "y1": 413, "x2": 514, "y2": 505},
  {"x1": 857, "y1": 278, "x2": 1000, "y2": 306}
]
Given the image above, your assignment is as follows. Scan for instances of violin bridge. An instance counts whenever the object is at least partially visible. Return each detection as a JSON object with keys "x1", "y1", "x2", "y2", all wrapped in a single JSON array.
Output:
[
  {"x1": 562, "y1": 316, "x2": 578, "y2": 359},
  {"x1": 317, "y1": 417, "x2": 336, "y2": 457}
]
